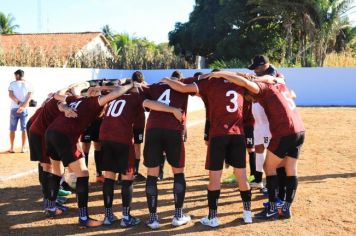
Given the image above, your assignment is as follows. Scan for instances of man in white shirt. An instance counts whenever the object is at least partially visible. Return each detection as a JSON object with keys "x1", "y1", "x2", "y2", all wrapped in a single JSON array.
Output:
[{"x1": 8, "y1": 69, "x2": 33, "y2": 153}]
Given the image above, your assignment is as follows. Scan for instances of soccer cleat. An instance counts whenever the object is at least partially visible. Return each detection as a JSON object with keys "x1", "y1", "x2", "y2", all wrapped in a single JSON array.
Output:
[
  {"x1": 79, "y1": 217, "x2": 103, "y2": 228},
  {"x1": 134, "y1": 173, "x2": 146, "y2": 182},
  {"x1": 263, "y1": 198, "x2": 285, "y2": 208},
  {"x1": 55, "y1": 202, "x2": 70, "y2": 212},
  {"x1": 172, "y1": 214, "x2": 191, "y2": 226},
  {"x1": 255, "y1": 207, "x2": 278, "y2": 220},
  {"x1": 120, "y1": 215, "x2": 141, "y2": 228},
  {"x1": 222, "y1": 173, "x2": 236, "y2": 184},
  {"x1": 96, "y1": 175, "x2": 105, "y2": 183},
  {"x1": 58, "y1": 188, "x2": 71, "y2": 197},
  {"x1": 279, "y1": 207, "x2": 292, "y2": 219},
  {"x1": 249, "y1": 182, "x2": 264, "y2": 189},
  {"x1": 200, "y1": 216, "x2": 220, "y2": 228},
  {"x1": 146, "y1": 219, "x2": 160, "y2": 230},
  {"x1": 103, "y1": 214, "x2": 119, "y2": 225},
  {"x1": 242, "y1": 210, "x2": 253, "y2": 223}
]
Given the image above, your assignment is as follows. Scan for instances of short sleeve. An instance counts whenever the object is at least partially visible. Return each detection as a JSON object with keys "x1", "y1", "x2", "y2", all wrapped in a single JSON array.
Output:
[
  {"x1": 255, "y1": 82, "x2": 268, "y2": 98},
  {"x1": 195, "y1": 78, "x2": 209, "y2": 97},
  {"x1": 181, "y1": 77, "x2": 198, "y2": 84},
  {"x1": 142, "y1": 86, "x2": 151, "y2": 100},
  {"x1": 8, "y1": 82, "x2": 14, "y2": 91}
]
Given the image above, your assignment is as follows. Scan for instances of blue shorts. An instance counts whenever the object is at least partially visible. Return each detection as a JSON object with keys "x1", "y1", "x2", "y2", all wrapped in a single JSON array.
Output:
[{"x1": 10, "y1": 108, "x2": 28, "y2": 132}]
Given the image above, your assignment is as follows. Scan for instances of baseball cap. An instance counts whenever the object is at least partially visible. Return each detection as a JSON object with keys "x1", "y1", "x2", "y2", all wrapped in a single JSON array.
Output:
[{"x1": 248, "y1": 55, "x2": 269, "y2": 70}]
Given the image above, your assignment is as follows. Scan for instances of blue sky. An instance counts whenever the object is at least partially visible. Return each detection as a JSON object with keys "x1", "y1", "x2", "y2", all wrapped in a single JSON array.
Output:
[{"x1": 0, "y1": 0, "x2": 195, "y2": 43}]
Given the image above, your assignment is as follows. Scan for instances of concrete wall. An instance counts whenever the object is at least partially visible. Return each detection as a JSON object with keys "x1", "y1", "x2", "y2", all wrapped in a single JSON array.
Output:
[{"x1": 0, "y1": 66, "x2": 355, "y2": 151}]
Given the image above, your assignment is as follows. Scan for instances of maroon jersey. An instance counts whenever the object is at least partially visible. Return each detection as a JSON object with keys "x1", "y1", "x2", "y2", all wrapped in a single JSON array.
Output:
[
  {"x1": 48, "y1": 96, "x2": 103, "y2": 139},
  {"x1": 28, "y1": 107, "x2": 43, "y2": 125},
  {"x1": 195, "y1": 78, "x2": 245, "y2": 137},
  {"x1": 30, "y1": 97, "x2": 60, "y2": 135},
  {"x1": 144, "y1": 83, "x2": 189, "y2": 131},
  {"x1": 100, "y1": 92, "x2": 145, "y2": 144},
  {"x1": 243, "y1": 100, "x2": 255, "y2": 127},
  {"x1": 255, "y1": 82, "x2": 304, "y2": 137},
  {"x1": 133, "y1": 105, "x2": 145, "y2": 130}
]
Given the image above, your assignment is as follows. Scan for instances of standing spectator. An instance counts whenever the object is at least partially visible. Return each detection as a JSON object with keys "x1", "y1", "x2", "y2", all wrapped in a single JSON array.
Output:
[{"x1": 8, "y1": 69, "x2": 33, "y2": 153}]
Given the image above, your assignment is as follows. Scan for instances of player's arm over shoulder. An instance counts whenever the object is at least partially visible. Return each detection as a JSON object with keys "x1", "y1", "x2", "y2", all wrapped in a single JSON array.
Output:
[
  {"x1": 202, "y1": 71, "x2": 260, "y2": 94},
  {"x1": 161, "y1": 78, "x2": 198, "y2": 94}
]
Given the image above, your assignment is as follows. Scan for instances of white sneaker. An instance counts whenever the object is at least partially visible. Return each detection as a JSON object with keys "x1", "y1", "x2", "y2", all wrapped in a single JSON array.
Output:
[
  {"x1": 242, "y1": 210, "x2": 253, "y2": 223},
  {"x1": 200, "y1": 216, "x2": 219, "y2": 228},
  {"x1": 172, "y1": 214, "x2": 191, "y2": 226},
  {"x1": 146, "y1": 219, "x2": 160, "y2": 230},
  {"x1": 250, "y1": 182, "x2": 264, "y2": 189}
]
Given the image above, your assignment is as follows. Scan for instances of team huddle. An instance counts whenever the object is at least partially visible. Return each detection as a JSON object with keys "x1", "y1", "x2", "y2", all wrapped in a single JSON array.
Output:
[{"x1": 27, "y1": 55, "x2": 305, "y2": 230}]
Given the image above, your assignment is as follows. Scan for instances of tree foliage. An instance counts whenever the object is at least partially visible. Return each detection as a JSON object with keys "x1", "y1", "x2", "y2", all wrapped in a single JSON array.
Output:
[
  {"x1": 0, "y1": 12, "x2": 19, "y2": 34},
  {"x1": 169, "y1": 0, "x2": 355, "y2": 67}
]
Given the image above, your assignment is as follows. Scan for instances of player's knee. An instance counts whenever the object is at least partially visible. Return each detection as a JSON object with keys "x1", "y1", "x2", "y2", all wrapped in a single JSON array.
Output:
[{"x1": 255, "y1": 145, "x2": 265, "y2": 153}]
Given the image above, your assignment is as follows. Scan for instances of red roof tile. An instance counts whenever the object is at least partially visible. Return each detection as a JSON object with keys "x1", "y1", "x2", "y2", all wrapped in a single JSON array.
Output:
[{"x1": 0, "y1": 32, "x2": 112, "y2": 60}]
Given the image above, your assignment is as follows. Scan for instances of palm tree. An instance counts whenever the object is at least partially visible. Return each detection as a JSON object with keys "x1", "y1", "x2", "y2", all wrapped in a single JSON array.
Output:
[
  {"x1": 0, "y1": 12, "x2": 19, "y2": 34},
  {"x1": 101, "y1": 24, "x2": 114, "y2": 39}
]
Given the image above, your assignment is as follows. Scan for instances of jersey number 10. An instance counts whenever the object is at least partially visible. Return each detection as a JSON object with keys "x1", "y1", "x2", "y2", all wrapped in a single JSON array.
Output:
[{"x1": 107, "y1": 100, "x2": 127, "y2": 117}]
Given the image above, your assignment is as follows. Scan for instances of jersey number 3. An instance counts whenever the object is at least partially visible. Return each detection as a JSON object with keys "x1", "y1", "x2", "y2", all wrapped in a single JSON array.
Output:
[
  {"x1": 107, "y1": 100, "x2": 126, "y2": 117},
  {"x1": 226, "y1": 90, "x2": 238, "y2": 113}
]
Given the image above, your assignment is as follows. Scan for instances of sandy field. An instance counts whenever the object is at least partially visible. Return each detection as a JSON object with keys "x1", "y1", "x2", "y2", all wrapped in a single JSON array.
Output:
[{"x1": 0, "y1": 108, "x2": 355, "y2": 236}]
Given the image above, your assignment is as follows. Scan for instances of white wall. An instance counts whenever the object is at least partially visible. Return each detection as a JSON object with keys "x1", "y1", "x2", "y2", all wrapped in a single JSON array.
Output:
[{"x1": 0, "y1": 66, "x2": 355, "y2": 151}]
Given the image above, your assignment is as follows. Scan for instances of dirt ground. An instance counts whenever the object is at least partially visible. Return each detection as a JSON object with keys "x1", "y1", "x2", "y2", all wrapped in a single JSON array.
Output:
[{"x1": 0, "y1": 108, "x2": 355, "y2": 236}]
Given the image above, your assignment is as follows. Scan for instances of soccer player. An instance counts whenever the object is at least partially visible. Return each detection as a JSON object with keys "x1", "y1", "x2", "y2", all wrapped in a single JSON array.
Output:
[
  {"x1": 247, "y1": 56, "x2": 286, "y2": 198},
  {"x1": 162, "y1": 76, "x2": 253, "y2": 227},
  {"x1": 99, "y1": 82, "x2": 183, "y2": 228},
  {"x1": 29, "y1": 92, "x2": 78, "y2": 216},
  {"x1": 204, "y1": 71, "x2": 305, "y2": 220},
  {"x1": 45, "y1": 81, "x2": 137, "y2": 227},
  {"x1": 131, "y1": 71, "x2": 147, "y2": 182},
  {"x1": 143, "y1": 78, "x2": 192, "y2": 229}
]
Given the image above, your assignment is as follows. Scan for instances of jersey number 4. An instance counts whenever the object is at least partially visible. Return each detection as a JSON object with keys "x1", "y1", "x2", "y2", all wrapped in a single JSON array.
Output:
[
  {"x1": 157, "y1": 89, "x2": 171, "y2": 105},
  {"x1": 226, "y1": 90, "x2": 238, "y2": 113},
  {"x1": 107, "y1": 100, "x2": 126, "y2": 117}
]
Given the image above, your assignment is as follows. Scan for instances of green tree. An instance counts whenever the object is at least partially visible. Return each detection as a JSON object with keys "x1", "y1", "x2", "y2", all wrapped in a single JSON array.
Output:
[{"x1": 0, "y1": 12, "x2": 19, "y2": 34}]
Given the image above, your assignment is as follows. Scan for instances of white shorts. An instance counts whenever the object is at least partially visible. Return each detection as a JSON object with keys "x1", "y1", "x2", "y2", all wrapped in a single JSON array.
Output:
[{"x1": 254, "y1": 124, "x2": 271, "y2": 147}]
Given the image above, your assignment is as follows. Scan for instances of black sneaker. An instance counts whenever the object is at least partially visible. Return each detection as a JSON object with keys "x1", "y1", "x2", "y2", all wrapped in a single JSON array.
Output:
[
  {"x1": 255, "y1": 207, "x2": 278, "y2": 220},
  {"x1": 134, "y1": 173, "x2": 146, "y2": 182}
]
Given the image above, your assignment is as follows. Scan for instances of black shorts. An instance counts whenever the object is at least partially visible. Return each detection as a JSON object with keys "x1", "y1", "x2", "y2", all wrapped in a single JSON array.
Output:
[
  {"x1": 244, "y1": 125, "x2": 254, "y2": 149},
  {"x1": 45, "y1": 130, "x2": 82, "y2": 167},
  {"x1": 268, "y1": 132, "x2": 305, "y2": 159},
  {"x1": 204, "y1": 120, "x2": 210, "y2": 141},
  {"x1": 144, "y1": 128, "x2": 185, "y2": 168},
  {"x1": 101, "y1": 140, "x2": 135, "y2": 174},
  {"x1": 29, "y1": 132, "x2": 50, "y2": 163},
  {"x1": 206, "y1": 135, "x2": 246, "y2": 171},
  {"x1": 80, "y1": 119, "x2": 101, "y2": 143},
  {"x1": 133, "y1": 128, "x2": 144, "y2": 144}
]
